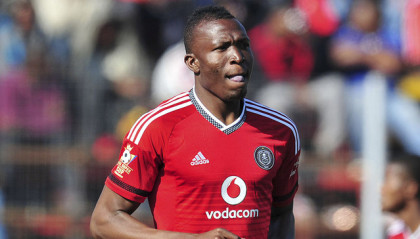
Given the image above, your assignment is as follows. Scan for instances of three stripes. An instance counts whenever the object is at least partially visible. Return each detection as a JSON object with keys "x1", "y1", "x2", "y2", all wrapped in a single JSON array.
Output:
[{"x1": 126, "y1": 91, "x2": 300, "y2": 155}]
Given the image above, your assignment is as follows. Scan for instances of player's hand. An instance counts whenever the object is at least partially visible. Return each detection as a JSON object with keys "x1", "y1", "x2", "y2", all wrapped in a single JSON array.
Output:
[{"x1": 194, "y1": 228, "x2": 244, "y2": 239}]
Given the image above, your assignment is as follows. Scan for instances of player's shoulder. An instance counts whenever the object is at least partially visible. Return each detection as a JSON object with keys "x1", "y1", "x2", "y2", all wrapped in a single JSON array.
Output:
[
  {"x1": 144, "y1": 91, "x2": 194, "y2": 125},
  {"x1": 125, "y1": 92, "x2": 194, "y2": 145},
  {"x1": 244, "y1": 98, "x2": 297, "y2": 127},
  {"x1": 245, "y1": 98, "x2": 301, "y2": 155}
]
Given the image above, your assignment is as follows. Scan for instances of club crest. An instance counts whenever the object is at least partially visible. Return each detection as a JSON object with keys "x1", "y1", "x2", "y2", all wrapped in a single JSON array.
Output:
[{"x1": 254, "y1": 146, "x2": 274, "y2": 170}]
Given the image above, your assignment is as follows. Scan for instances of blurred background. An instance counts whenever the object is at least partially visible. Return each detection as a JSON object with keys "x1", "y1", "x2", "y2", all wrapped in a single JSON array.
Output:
[{"x1": 0, "y1": 0, "x2": 419, "y2": 238}]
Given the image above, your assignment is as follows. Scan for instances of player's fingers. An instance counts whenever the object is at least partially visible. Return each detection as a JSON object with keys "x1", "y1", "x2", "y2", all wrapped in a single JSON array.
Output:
[
  {"x1": 212, "y1": 235, "x2": 240, "y2": 239},
  {"x1": 217, "y1": 228, "x2": 242, "y2": 239}
]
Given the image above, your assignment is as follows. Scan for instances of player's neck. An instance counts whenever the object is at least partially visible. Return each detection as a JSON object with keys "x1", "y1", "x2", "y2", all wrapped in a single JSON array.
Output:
[
  {"x1": 204, "y1": 98, "x2": 243, "y2": 125},
  {"x1": 398, "y1": 200, "x2": 420, "y2": 233},
  {"x1": 218, "y1": 101, "x2": 243, "y2": 125},
  {"x1": 194, "y1": 88, "x2": 243, "y2": 125}
]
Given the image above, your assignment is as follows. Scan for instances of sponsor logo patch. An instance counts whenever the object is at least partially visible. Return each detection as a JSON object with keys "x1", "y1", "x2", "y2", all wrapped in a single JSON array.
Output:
[
  {"x1": 221, "y1": 176, "x2": 246, "y2": 205},
  {"x1": 206, "y1": 207, "x2": 259, "y2": 219},
  {"x1": 205, "y1": 176, "x2": 259, "y2": 220}
]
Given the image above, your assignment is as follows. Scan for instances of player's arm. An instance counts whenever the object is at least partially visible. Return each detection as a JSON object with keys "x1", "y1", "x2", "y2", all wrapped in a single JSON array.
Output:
[
  {"x1": 90, "y1": 186, "x2": 242, "y2": 239},
  {"x1": 267, "y1": 203, "x2": 295, "y2": 239}
]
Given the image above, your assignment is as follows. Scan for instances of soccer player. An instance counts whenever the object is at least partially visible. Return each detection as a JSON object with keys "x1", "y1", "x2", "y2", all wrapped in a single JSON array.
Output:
[
  {"x1": 90, "y1": 5, "x2": 300, "y2": 239},
  {"x1": 382, "y1": 154, "x2": 420, "y2": 238}
]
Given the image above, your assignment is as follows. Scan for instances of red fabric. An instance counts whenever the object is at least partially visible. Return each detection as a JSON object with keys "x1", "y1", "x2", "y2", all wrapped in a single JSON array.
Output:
[
  {"x1": 248, "y1": 25, "x2": 314, "y2": 82},
  {"x1": 0, "y1": 69, "x2": 67, "y2": 136},
  {"x1": 106, "y1": 90, "x2": 300, "y2": 238},
  {"x1": 295, "y1": 0, "x2": 340, "y2": 36},
  {"x1": 386, "y1": 219, "x2": 420, "y2": 239},
  {"x1": 403, "y1": 0, "x2": 420, "y2": 65},
  {"x1": 389, "y1": 233, "x2": 406, "y2": 239}
]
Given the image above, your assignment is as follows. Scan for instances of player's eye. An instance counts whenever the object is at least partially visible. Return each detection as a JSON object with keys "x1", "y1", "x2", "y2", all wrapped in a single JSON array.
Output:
[{"x1": 215, "y1": 43, "x2": 230, "y2": 51}]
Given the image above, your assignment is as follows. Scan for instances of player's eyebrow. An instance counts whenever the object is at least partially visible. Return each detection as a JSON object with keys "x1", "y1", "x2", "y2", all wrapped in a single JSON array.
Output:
[
  {"x1": 236, "y1": 36, "x2": 250, "y2": 45},
  {"x1": 213, "y1": 35, "x2": 250, "y2": 49}
]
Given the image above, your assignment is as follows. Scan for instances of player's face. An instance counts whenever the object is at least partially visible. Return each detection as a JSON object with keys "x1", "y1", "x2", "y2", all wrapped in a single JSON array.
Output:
[
  {"x1": 381, "y1": 163, "x2": 409, "y2": 213},
  {"x1": 186, "y1": 18, "x2": 253, "y2": 102}
]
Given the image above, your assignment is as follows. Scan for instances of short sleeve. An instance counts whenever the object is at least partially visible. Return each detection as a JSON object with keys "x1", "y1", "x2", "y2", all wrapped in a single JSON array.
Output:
[
  {"x1": 272, "y1": 146, "x2": 300, "y2": 208},
  {"x1": 105, "y1": 132, "x2": 163, "y2": 203}
]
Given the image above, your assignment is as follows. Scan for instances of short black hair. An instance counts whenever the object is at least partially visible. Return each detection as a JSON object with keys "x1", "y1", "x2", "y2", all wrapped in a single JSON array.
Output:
[
  {"x1": 184, "y1": 5, "x2": 235, "y2": 53},
  {"x1": 391, "y1": 154, "x2": 420, "y2": 199}
]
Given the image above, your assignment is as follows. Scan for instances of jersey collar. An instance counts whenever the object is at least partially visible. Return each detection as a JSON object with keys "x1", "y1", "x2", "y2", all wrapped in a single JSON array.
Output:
[{"x1": 189, "y1": 88, "x2": 246, "y2": 134}]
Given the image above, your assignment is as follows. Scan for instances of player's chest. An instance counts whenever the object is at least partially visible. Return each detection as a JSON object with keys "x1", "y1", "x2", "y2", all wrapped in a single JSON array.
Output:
[{"x1": 162, "y1": 123, "x2": 288, "y2": 183}]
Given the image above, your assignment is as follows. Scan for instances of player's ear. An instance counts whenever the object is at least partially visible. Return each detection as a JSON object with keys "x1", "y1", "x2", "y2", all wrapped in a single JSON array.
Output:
[{"x1": 184, "y1": 53, "x2": 200, "y2": 75}]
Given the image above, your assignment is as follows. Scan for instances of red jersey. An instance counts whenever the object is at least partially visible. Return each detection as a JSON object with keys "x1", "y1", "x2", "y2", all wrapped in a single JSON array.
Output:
[
  {"x1": 105, "y1": 89, "x2": 301, "y2": 238},
  {"x1": 387, "y1": 219, "x2": 420, "y2": 239}
]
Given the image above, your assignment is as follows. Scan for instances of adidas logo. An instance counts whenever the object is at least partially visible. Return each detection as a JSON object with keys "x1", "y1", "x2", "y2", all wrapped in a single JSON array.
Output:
[{"x1": 190, "y1": 151, "x2": 210, "y2": 166}]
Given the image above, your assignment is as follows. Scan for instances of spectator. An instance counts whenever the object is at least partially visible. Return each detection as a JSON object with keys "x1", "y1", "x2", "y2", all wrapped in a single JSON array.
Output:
[
  {"x1": 0, "y1": 47, "x2": 71, "y2": 216},
  {"x1": 0, "y1": 47, "x2": 69, "y2": 144},
  {"x1": 0, "y1": 0, "x2": 48, "y2": 77},
  {"x1": 150, "y1": 40, "x2": 194, "y2": 105},
  {"x1": 214, "y1": 0, "x2": 267, "y2": 30},
  {"x1": 395, "y1": 0, "x2": 420, "y2": 126},
  {"x1": 249, "y1": 3, "x2": 346, "y2": 158},
  {"x1": 78, "y1": 17, "x2": 152, "y2": 146},
  {"x1": 385, "y1": 0, "x2": 419, "y2": 156},
  {"x1": 248, "y1": 3, "x2": 313, "y2": 85},
  {"x1": 381, "y1": 0, "x2": 405, "y2": 52},
  {"x1": 382, "y1": 154, "x2": 420, "y2": 238},
  {"x1": 401, "y1": 0, "x2": 420, "y2": 67},
  {"x1": 133, "y1": 0, "x2": 196, "y2": 63},
  {"x1": 294, "y1": 0, "x2": 345, "y2": 78},
  {"x1": 330, "y1": 0, "x2": 420, "y2": 157}
]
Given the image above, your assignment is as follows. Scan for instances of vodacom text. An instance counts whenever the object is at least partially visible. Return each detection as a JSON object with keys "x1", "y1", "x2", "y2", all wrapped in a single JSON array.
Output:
[{"x1": 205, "y1": 207, "x2": 259, "y2": 220}]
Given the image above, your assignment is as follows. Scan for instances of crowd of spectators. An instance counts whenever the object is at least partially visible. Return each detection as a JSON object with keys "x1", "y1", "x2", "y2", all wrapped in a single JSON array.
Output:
[{"x1": 0, "y1": 0, "x2": 419, "y2": 238}]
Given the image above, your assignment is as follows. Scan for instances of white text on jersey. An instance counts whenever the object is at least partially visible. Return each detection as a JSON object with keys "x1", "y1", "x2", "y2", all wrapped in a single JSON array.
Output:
[{"x1": 205, "y1": 207, "x2": 259, "y2": 219}]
